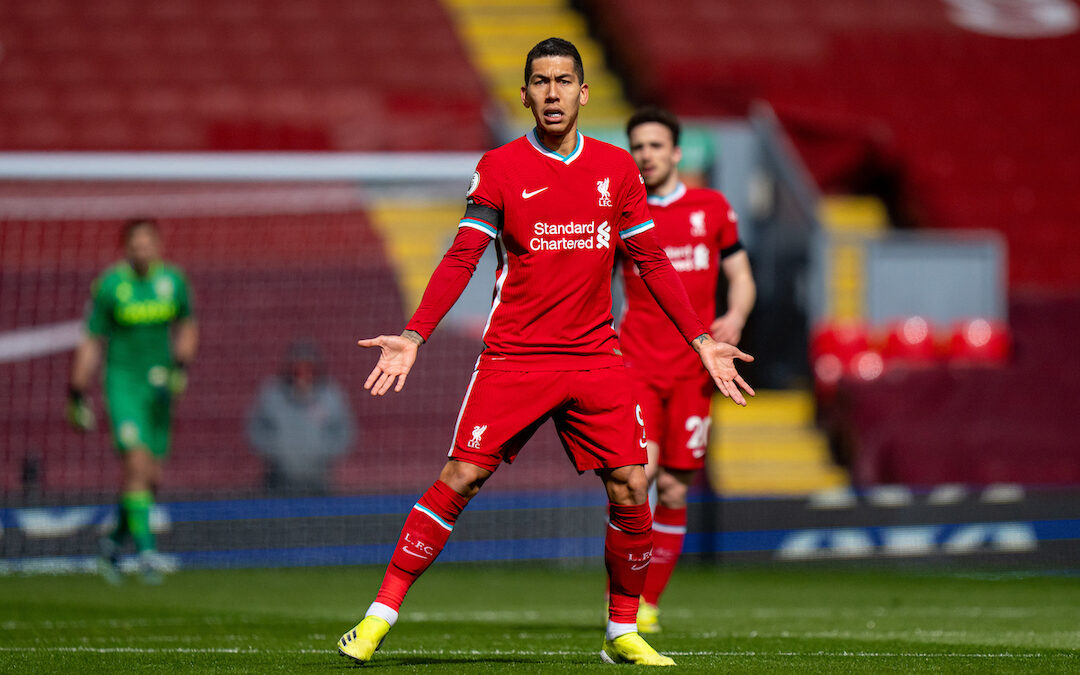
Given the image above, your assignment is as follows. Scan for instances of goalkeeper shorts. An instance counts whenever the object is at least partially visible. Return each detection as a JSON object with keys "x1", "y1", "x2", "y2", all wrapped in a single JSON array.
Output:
[{"x1": 104, "y1": 373, "x2": 172, "y2": 457}]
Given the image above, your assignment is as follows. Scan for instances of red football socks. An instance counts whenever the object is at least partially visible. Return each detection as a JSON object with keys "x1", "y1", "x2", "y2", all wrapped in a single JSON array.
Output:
[
  {"x1": 641, "y1": 504, "x2": 687, "y2": 606},
  {"x1": 374, "y1": 480, "x2": 468, "y2": 611},
  {"x1": 605, "y1": 502, "x2": 654, "y2": 624}
]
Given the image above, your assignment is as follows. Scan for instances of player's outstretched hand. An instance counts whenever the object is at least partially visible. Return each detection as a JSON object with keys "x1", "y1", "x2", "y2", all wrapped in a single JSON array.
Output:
[
  {"x1": 356, "y1": 333, "x2": 421, "y2": 396},
  {"x1": 693, "y1": 335, "x2": 755, "y2": 406}
]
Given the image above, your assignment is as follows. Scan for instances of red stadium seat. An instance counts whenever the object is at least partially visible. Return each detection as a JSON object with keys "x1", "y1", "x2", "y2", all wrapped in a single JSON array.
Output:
[
  {"x1": 586, "y1": 0, "x2": 1080, "y2": 289},
  {"x1": 810, "y1": 320, "x2": 873, "y2": 396},
  {"x1": 849, "y1": 349, "x2": 886, "y2": 382},
  {"x1": 879, "y1": 316, "x2": 938, "y2": 368},
  {"x1": 810, "y1": 320, "x2": 869, "y2": 364},
  {"x1": 947, "y1": 318, "x2": 1011, "y2": 366},
  {"x1": 0, "y1": 0, "x2": 487, "y2": 151}
]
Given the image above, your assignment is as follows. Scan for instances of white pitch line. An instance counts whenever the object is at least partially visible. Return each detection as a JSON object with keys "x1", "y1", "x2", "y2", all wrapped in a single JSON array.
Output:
[
  {"x1": 0, "y1": 646, "x2": 1058, "y2": 658},
  {"x1": 363, "y1": 606, "x2": 1072, "y2": 621},
  {"x1": 0, "y1": 616, "x2": 319, "y2": 630}
]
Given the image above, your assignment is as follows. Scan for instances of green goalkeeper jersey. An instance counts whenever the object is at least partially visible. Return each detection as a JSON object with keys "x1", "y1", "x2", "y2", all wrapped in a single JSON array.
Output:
[{"x1": 86, "y1": 261, "x2": 194, "y2": 376}]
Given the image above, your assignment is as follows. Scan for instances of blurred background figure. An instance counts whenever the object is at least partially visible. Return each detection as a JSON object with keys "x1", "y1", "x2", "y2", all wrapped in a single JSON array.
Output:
[
  {"x1": 618, "y1": 106, "x2": 755, "y2": 634},
  {"x1": 67, "y1": 218, "x2": 198, "y2": 585},
  {"x1": 247, "y1": 340, "x2": 356, "y2": 495}
]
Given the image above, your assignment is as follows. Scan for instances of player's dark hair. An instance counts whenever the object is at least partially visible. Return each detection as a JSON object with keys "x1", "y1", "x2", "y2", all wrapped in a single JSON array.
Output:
[
  {"x1": 121, "y1": 217, "x2": 159, "y2": 244},
  {"x1": 524, "y1": 37, "x2": 584, "y2": 84},
  {"x1": 627, "y1": 106, "x2": 681, "y2": 146}
]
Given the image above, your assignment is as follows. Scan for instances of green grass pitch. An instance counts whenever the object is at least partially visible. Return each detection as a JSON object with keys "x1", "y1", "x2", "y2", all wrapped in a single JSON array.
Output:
[{"x1": 2, "y1": 563, "x2": 1079, "y2": 673}]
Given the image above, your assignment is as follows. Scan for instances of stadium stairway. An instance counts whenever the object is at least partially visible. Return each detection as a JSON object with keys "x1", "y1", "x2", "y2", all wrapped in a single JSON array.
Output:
[
  {"x1": 367, "y1": 200, "x2": 462, "y2": 316},
  {"x1": 817, "y1": 195, "x2": 889, "y2": 321},
  {"x1": 708, "y1": 389, "x2": 849, "y2": 496},
  {"x1": 441, "y1": 0, "x2": 632, "y2": 136},
  {"x1": 703, "y1": 197, "x2": 877, "y2": 497}
]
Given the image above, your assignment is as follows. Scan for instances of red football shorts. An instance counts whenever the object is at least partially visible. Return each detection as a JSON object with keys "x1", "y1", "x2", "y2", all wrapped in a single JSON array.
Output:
[
  {"x1": 449, "y1": 366, "x2": 647, "y2": 473},
  {"x1": 632, "y1": 369, "x2": 714, "y2": 471}
]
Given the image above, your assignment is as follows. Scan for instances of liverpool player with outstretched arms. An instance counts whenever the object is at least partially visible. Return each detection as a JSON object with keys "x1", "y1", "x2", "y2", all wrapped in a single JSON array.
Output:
[
  {"x1": 337, "y1": 38, "x2": 754, "y2": 667},
  {"x1": 618, "y1": 107, "x2": 756, "y2": 633}
]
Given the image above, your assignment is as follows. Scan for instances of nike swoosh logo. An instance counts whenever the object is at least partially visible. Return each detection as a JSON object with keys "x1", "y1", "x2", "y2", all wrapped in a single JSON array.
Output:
[
  {"x1": 522, "y1": 187, "x2": 549, "y2": 199},
  {"x1": 631, "y1": 562, "x2": 650, "y2": 571},
  {"x1": 401, "y1": 547, "x2": 429, "y2": 559}
]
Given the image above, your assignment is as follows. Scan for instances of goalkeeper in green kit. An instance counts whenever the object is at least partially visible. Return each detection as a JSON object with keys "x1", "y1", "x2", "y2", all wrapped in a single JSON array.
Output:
[{"x1": 67, "y1": 218, "x2": 198, "y2": 584}]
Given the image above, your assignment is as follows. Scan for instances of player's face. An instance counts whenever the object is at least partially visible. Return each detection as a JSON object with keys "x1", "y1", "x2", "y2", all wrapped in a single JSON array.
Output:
[
  {"x1": 521, "y1": 56, "x2": 588, "y2": 138},
  {"x1": 125, "y1": 226, "x2": 162, "y2": 273},
  {"x1": 629, "y1": 122, "x2": 682, "y2": 190}
]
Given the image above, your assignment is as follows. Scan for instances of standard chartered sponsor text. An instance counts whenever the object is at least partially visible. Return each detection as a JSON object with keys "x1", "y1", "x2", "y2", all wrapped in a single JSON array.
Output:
[
  {"x1": 664, "y1": 243, "x2": 711, "y2": 271},
  {"x1": 531, "y1": 220, "x2": 597, "y2": 251}
]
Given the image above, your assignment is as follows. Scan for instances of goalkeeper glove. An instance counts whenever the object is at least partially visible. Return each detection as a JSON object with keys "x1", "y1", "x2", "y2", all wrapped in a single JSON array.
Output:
[
  {"x1": 150, "y1": 362, "x2": 188, "y2": 403},
  {"x1": 168, "y1": 363, "x2": 188, "y2": 396},
  {"x1": 66, "y1": 387, "x2": 96, "y2": 431}
]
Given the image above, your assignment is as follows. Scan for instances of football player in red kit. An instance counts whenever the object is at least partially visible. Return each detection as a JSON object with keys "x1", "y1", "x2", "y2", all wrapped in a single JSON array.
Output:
[
  {"x1": 618, "y1": 107, "x2": 756, "y2": 633},
  {"x1": 337, "y1": 39, "x2": 754, "y2": 667}
]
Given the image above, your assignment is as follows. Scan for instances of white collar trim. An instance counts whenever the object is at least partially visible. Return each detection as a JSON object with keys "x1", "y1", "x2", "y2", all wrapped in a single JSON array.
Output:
[
  {"x1": 647, "y1": 182, "x2": 687, "y2": 207},
  {"x1": 527, "y1": 129, "x2": 585, "y2": 165}
]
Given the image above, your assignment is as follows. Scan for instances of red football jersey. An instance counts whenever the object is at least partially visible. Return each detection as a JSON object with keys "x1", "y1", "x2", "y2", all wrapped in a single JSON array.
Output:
[
  {"x1": 465, "y1": 130, "x2": 657, "y2": 371},
  {"x1": 406, "y1": 130, "x2": 706, "y2": 371},
  {"x1": 619, "y1": 182, "x2": 743, "y2": 378}
]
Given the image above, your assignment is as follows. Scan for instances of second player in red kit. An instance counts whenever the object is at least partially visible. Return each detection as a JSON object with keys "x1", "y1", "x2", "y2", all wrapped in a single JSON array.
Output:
[
  {"x1": 338, "y1": 39, "x2": 754, "y2": 668},
  {"x1": 618, "y1": 107, "x2": 756, "y2": 633}
]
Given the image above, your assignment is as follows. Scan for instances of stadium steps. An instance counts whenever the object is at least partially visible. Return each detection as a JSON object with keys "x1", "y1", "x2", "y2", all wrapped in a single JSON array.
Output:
[
  {"x1": 441, "y1": 0, "x2": 632, "y2": 135},
  {"x1": 819, "y1": 195, "x2": 889, "y2": 235},
  {"x1": 707, "y1": 389, "x2": 849, "y2": 496},
  {"x1": 817, "y1": 195, "x2": 889, "y2": 322},
  {"x1": 368, "y1": 200, "x2": 461, "y2": 315}
]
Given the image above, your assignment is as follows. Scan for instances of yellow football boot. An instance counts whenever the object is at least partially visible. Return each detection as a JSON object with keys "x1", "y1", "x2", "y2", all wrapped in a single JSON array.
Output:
[
  {"x1": 337, "y1": 615, "x2": 390, "y2": 665},
  {"x1": 637, "y1": 599, "x2": 661, "y2": 634},
  {"x1": 600, "y1": 632, "x2": 676, "y2": 666}
]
